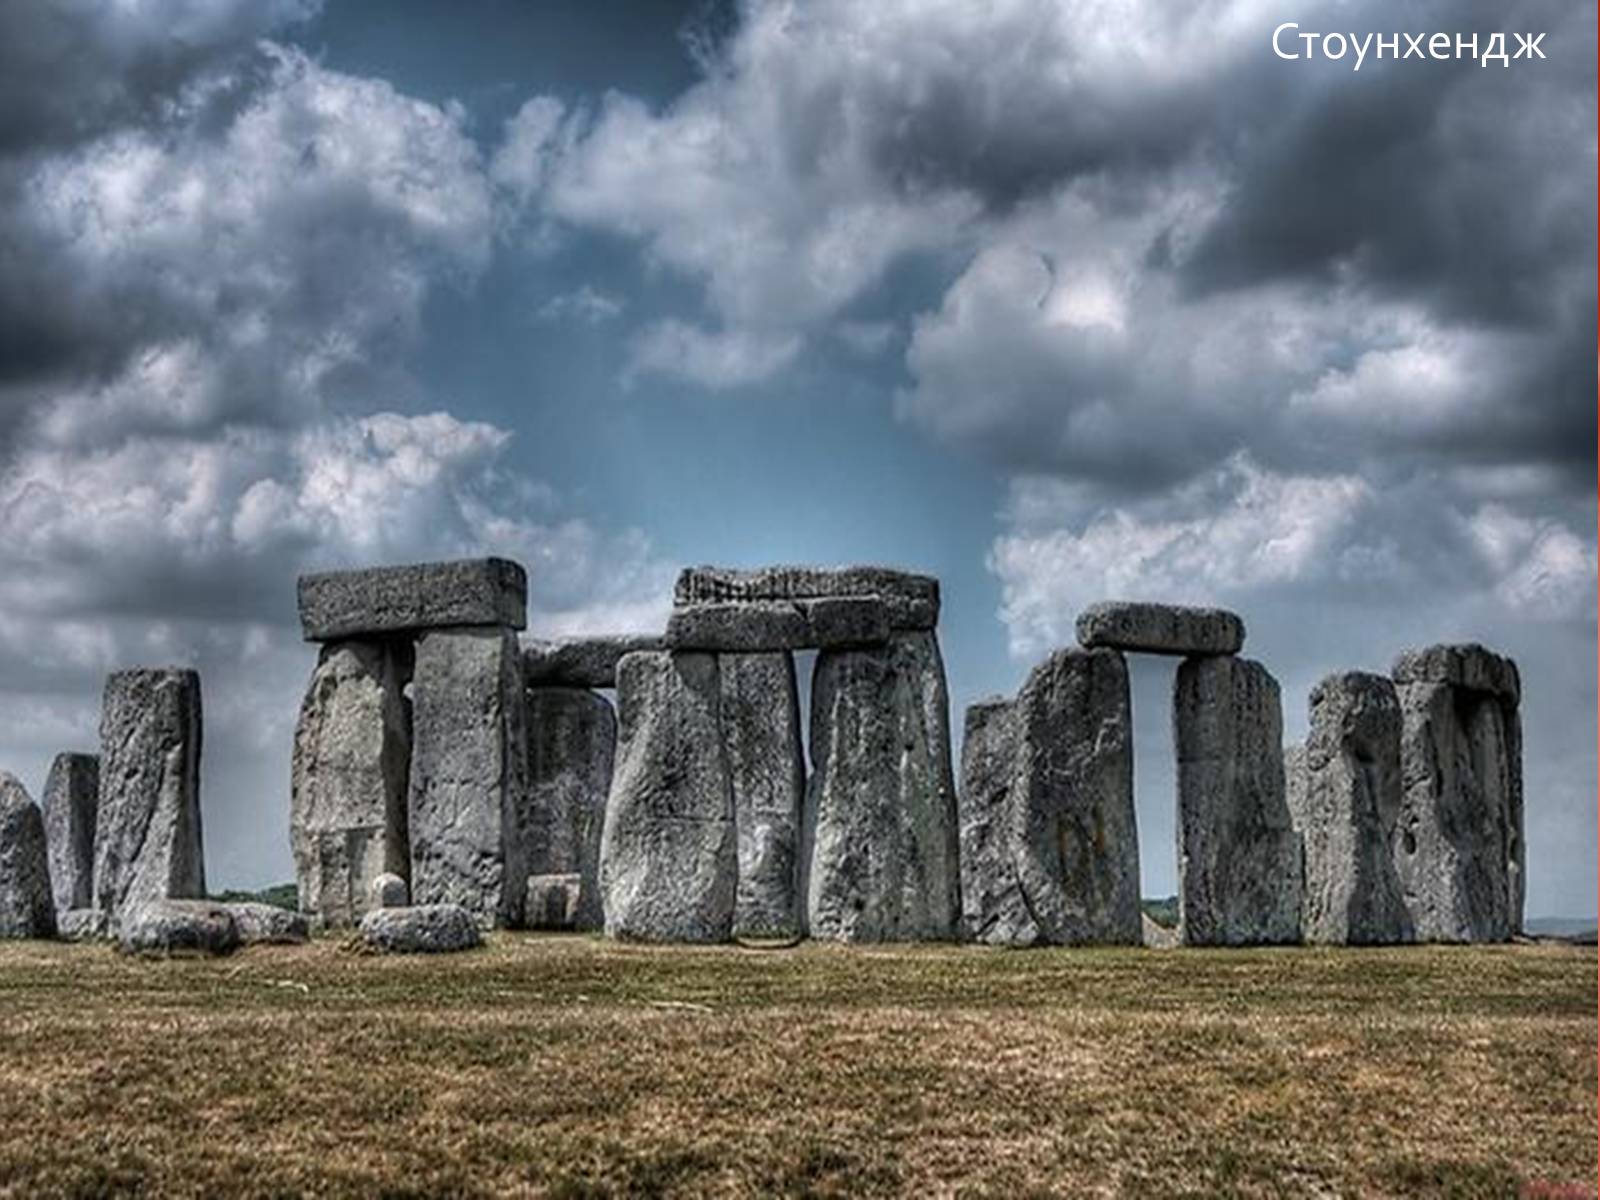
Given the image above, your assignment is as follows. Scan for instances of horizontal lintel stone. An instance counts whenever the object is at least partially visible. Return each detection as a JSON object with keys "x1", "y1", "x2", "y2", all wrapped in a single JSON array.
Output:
[
  {"x1": 665, "y1": 597, "x2": 890, "y2": 651},
  {"x1": 522, "y1": 634, "x2": 667, "y2": 688},
  {"x1": 673, "y1": 565, "x2": 938, "y2": 630},
  {"x1": 1391, "y1": 643, "x2": 1519, "y2": 705},
  {"x1": 298, "y1": 558, "x2": 526, "y2": 641},
  {"x1": 1075, "y1": 600, "x2": 1244, "y2": 657}
]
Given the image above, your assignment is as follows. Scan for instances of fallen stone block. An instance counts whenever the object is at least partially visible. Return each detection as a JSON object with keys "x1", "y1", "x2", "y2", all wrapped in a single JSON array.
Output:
[
  {"x1": 524, "y1": 873, "x2": 581, "y2": 929},
  {"x1": 1175, "y1": 656, "x2": 1301, "y2": 946},
  {"x1": 0, "y1": 774, "x2": 55, "y2": 939},
  {"x1": 359, "y1": 903, "x2": 481, "y2": 953},
  {"x1": 522, "y1": 635, "x2": 666, "y2": 688},
  {"x1": 291, "y1": 639, "x2": 411, "y2": 928},
  {"x1": 298, "y1": 557, "x2": 527, "y2": 642},
  {"x1": 674, "y1": 565, "x2": 939, "y2": 630},
  {"x1": 57, "y1": 908, "x2": 107, "y2": 941},
  {"x1": 1392, "y1": 642, "x2": 1520, "y2": 705},
  {"x1": 1075, "y1": 601, "x2": 1245, "y2": 657},
  {"x1": 118, "y1": 899, "x2": 238, "y2": 956},
  {"x1": 42, "y1": 752, "x2": 98, "y2": 918},
  {"x1": 369, "y1": 872, "x2": 408, "y2": 909},
  {"x1": 526, "y1": 687, "x2": 616, "y2": 931},
  {"x1": 226, "y1": 903, "x2": 310, "y2": 945},
  {"x1": 93, "y1": 668, "x2": 205, "y2": 924}
]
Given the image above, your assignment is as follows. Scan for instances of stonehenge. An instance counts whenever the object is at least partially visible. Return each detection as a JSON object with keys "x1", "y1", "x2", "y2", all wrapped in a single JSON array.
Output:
[
  {"x1": 0, "y1": 773, "x2": 55, "y2": 939},
  {"x1": 42, "y1": 752, "x2": 97, "y2": 918},
  {"x1": 525, "y1": 686, "x2": 614, "y2": 930}
]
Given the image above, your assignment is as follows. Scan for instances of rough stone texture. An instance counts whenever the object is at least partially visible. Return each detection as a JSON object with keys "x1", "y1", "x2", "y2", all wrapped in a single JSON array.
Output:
[
  {"x1": 291, "y1": 639, "x2": 411, "y2": 928},
  {"x1": 359, "y1": 903, "x2": 481, "y2": 953},
  {"x1": 118, "y1": 899, "x2": 238, "y2": 956},
  {"x1": 226, "y1": 902, "x2": 310, "y2": 945},
  {"x1": 599, "y1": 652, "x2": 737, "y2": 942},
  {"x1": 0, "y1": 774, "x2": 55, "y2": 939},
  {"x1": 408, "y1": 627, "x2": 529, "y2": 928},
  {"x1": 957, "y1": 697, "x2": 1030, "y2": 944},
  {"x1": 1076, "y1": 601, "x2": 1245, "y2": 657},
  {"x1": 1393, "y1": 642, "x2": 1519, "y2": 706},
  {"x1": 1009, "y1": 649, "x2": 1142, "y2": 946},
  {"x1": 93, "y1": 668, "x2": 205, "y2": 925},
  {"x1": 43, "y1": 752, "x2": 98, "y2": 917},
  {"x1": 1296, "y1": 673, "x2": 1413, "y2": 945},
  {"x1": 370, "y1": 872, "x2": 408, "y2": 909},
  {"x1": 805, "y1": 631, "x2": 960, "y2": 942},
  {"x1": 57, "y1": 908, "x2": 107, "y2": 941},
  {"x1": 1174, "y1": 656, "x2": 1302, "y2": 946},
  {"x1": 665, "y1": 598, "x2": 890, "y2": 652},
  {"x1": 298, "y1": 557, "x2": 527, "y2": 642},
  {"x1": 720, "y1": 652, "x2": 805, "y2": 939},
  {"x1": 525, "y1": 873, "x2": 581, "y2": 929},
  {"x1": 523, "y1": 635, "x2": 666, "y2": 688},
  {"x1": 1395, "y1": 660, "x2": 1523, "y2": 943},
  {"x1": 1142, "y1": 913, "x2": 1179, "y2": 949},
  {"x1": 674, "y1": 565, "x2": 939, "y2": 631},
  {"x1": 526, "y1": 687, "x2": 615, "y2": 931}
]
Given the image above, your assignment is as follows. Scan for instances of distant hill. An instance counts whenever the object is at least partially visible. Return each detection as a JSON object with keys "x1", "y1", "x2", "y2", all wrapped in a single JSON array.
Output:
[
  {"x1": 1524, "y1": 916, "x2": 1598, "y2": 943},
  {"x1": 210, "y1": 883, "x2": 298, "y2": 911},
  {"x1": 1142, "y1": 896, "x2": 1178, "y2": 929}
]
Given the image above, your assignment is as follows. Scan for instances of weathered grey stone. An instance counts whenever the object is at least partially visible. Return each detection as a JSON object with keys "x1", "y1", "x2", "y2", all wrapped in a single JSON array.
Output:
[
  {"x1": 1393, "y1": 642, "x2": 1519, "y2": 706},
  {"x1": 599, "y1": 652, "x2": 737, "y2": 942},
  {"x1": 1175, "y1": 656, "x2": 1301, "y2": 946},
  {"x1": 957, "y1": 697, "x2": 1034, "y2": 945},
  {"x1": 674, "y1": 565, "x2": 939, "y2": 631},
  {"x1": 1009, "y1": 649, "x2": 1142, "y2": 946},
  {"x1": 408, "y1": 627, "x2": 529, "y2": 928},
  {"x1": 666, "y1": 600, "x2": 888, "y2": 652},
  {"x1": 57, "y1": 908, "x2": 107, "y2": 941},
  {"x1": 359, "y1": 903, "x2": 481, "y2": 953},
  {"x1": 1395, "y1": 663, "x2": 1522, "y2": 943},
  {"x1": 721, "y1": 652, "x2": 805, "y2": 939},
  {"x1": 0, "y1": 774, "x2": 55, "y2": 939},
  {"x1": 1142, "y1": 912, "x2": 1179, "y2": 949},
  {"x1": 93, "y1": 668, "x2": 205, "y2": 925},
  {"x1": 369, "y1": 872, "x2": 408, "y2": 909},
  {"x1": 118, "y1": 899, "x2": 238, "y2": 956},
  {"x1": 1076, "y1": 601, "x2": 1245, "y2": 657},
  {"x1": 802, "y1": 597, "x2": 893, "y2": 647},
  {"x1": 226, "y1": 902, "x2": 310, "y2": 945},
  {"x1": 805, "y1": 631, "x2": 960, "y2": 942},
  {"x1": 1295, "y1": 673, "x2": 1412, "y2": 945},
  {"x1": 522, "y1": 635, "x2": 666, "y2": 688},
  {"x1": 525, "y1": 873, "x2": 580, "y2": 929},
  {"x1": 290, "y1": 640, "x2": 411, "y2": 928},
  {"x1": 526, "y1": 687, "x2": 615, "y2": 931},
  {"x1": 298, "y1": 557, "x2": 527, "y2": 642},
  {"x1": 42, "y1": 752, "x2": 97, "y2": 917}
]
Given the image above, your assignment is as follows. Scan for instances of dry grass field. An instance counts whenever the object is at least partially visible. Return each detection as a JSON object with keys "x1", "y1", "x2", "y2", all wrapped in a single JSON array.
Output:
[{"x1": 0, "y1": 936, "x2": 1591, "y2": 1197}]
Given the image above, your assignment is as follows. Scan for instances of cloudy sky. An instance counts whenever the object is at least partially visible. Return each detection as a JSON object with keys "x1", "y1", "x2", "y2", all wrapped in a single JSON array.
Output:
[{"x1": 1, "y1": 0, "x2": 1592, "y2": 916}]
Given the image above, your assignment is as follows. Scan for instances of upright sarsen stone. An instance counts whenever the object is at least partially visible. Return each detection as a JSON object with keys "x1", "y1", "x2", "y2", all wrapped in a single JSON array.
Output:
[
  {"x1": 1296, "y1": 673, "x2": 1412, "y2": 945},
  {"x1": 0, "y1": 774, "x2": 55, "y2": 939},
  {"x1": 525, "y1": 687, "x2": 615, "y2": 930},
  {"x1": 599, "y1": 651, "x2": 737, "y2": 942},
  {"x1": 291, "y1": 640, "x2": 412, "y2": 927},
  {"x1": 720, "y1": 652, "x2": 805, "y2": 939},
  {"x1": 1009, "y1": 648, "x2": 1141, "y2": 946},
  {"x1": 1175, "y1": 656, "x2": 1301, "y2": 946},
  {"x1": 408, "y1": 627, "x2": 528, "y2": 928},
  {"x1": 93, "y1": 668, "x2": 205, "y2": 923},
  {"x1": 805, "y1": 631, "x2": 959, "y2": 942},
  {"x1": 957, "y1": 697, "x2": 1036, "y2": 945},
  {"x1": 42, "y1": 752, "x2": 98, "y2": 917}
]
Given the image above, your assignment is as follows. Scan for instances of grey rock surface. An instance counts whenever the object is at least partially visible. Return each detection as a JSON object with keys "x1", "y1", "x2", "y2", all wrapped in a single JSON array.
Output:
[
  {"x1": 43, "y1": 752, "x2": 98, "y2": 916},
  {"x1": 118, "y1": 899, "x2": 238, "y2": 956},
  {"x1": 370, "y1": 872, "x2": 408, "y2": 909},
  {"x1": 957, "y1": 697, "x2": 1033, "y2": 945},
  {"x1": 674, "y1": 565, "x2": 939, "y2": 631},
  {"x1": 291, "y1": 639, "x2": 411, "y2": 928},
  {"x1": 523, "y1": 635, "x2": 666, "y2": 688},
  {"x1": 805, "y1": 631, "x2": 960, "y2": 942},
  {"x1": 1076, "y1": 601, "x2": 1245, "y2": 657},
  {"x1": 93, "y1": 668, "x2": 205, "y2": 924},
  {"x1": 298, "y1": 557, "x2": 527, "y2": 641},
  {"x1": 1392, "y1": 642, "x2": 1519, "y2": 705},
  {"x1": 1141, "y1": 913, "x2": 1179, "y2": 949},
  {"x1": 1009, "y1": 649, "x2": 1142, "y2": 946},
  {"x1": 599, "y1": 652, "x2": 737, "y2": 942},
  {"x1": 226, "y1": 902, "x2": 310, "y2": 945},
  {"x1": 526, "y1": 687, "x2": 615, "y2": 931},
  {"x1": 1175, "y1": 656, "x2": 1301, "y2": 946},
  {"x1": 665, "y1": 599, "x2": 891, "y2": 652},
  {"x1": 524, "y1": 873, "x2": 581, "y2": 929},
  {"x1": 359, "y1": 903, "x2": 481, "y2": 953},
  {"x1": 0, "y1": 774, "x2": 55, "y2": 939},
  {"x1": 408, "y1": 627, "x2": 529, "y2": 928},
  {"x1": 720, "y1": 652, "x2": 805, "y2": 939},
  {"x1": 1296, "y1": 673, "x2": 1413, "y2": 945},
  {"x1": 57, "y1": 908, "x2": 107, "y2": 941}
]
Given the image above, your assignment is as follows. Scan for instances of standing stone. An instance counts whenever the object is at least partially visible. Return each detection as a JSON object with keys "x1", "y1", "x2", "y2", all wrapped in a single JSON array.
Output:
[
  {"x1": 720, "y1": 652, "x2": 805, "y2": 939},
  {"x1": 408, "y1": 627, "x2": 529, "y2": 928},
  {"x1": 93, "y1": 668, "x2": 205, "y2": 924},
  {"x1": 599, "y1": 651, "x2": 737, "y2": 942},
  {"x1": 0, "y1": 774, "x2": 55, "y2": 939},
  {"x1": 1295, "y1": 673, "x2": 1412, "y2": 945},
  {"x1": 525, "y1": 687, "x2": 615, "y2": 930},
  {"x1": 957, "y1": 697, "x2": 1035, "y2": 945},
  {"x1": 291, "y1": 640, "x2": 411, "y2": 928},
  {"x1": 1174, "y1": 656, "x2": 1301, "y2": 946},
  {"x1": 42, "y1": 752, "x2": 98, "y2": 916},
  {"x1": 805, "y1": 631, "x2": 960, "y2": 942},
  {"x1": 1009, "y1": 648, "x2": 1141, "y2": 946},
  {"x1": 1393, "y1": 644, "x2": 1522, "y2": 942}
]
